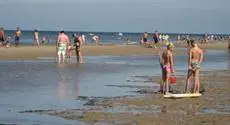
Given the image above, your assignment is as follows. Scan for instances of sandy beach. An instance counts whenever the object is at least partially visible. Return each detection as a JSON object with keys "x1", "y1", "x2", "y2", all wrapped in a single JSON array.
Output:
[
  {"x1": 0, "y1": 43, "x2": 228, "y2": 60},
  {"x1": 10, "y1": 42, "x2": 230, "y2": 125},
  {"x1": 22, "y1": 69, "x2": 230, "y2": 125}
]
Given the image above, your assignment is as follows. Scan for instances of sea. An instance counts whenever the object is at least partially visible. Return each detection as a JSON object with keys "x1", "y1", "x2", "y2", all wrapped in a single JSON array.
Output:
[{"x1": 4, "y1": 30, "x2": 229, "y2": 45}]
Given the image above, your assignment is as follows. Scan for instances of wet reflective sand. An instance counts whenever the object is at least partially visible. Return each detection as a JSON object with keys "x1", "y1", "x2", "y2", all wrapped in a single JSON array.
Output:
[{"x1": 0, "y1": 50, "x2": 229, "y2": 124}]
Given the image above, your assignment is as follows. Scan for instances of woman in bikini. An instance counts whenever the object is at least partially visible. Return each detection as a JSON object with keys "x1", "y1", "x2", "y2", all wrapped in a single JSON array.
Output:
[{"x1": 160, "y1": 43, "x2": 174, "y2": 94}]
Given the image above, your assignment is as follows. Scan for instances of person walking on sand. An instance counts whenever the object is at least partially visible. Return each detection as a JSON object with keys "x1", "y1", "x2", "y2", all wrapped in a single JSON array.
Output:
[
  {"x1": 142, "y1": 32, "x2": 148, "y2": 44},
  {"x1": 41, "y1": 36, "x2": 46, "y2": 46},
  {"x1": 82, "y1": 34, "x2": 86, "y2": 44},
  {"x1": 57, "y1": 30, "x2": 69, "y2": 63},
  {"x1": 74, "y1": 35, "x2": 83, "y2": 63},
  {"x1": 228, "y1": 36, "x2": 230, "y2": 50},
  {"x1": 92, "y1": 34, "x2": 99, "y2": 44},
  {"x1": 153, "y1": 30, "x2": 159, "y2": 48},
  {"x1": 6, "y1": 35, "x2": 11, "y2": 48},
  {"x1": 14, "y1": 27, "x2": 22, "y2": 47},
  {"x1": 33, "y1": 29, "x2": 40, "y2": 47},
  {"x1": 185, "y1": 40, "x2": 203, "y2": 93},
  {"x1": 159, "y1": 42, "x2": 174, "y2": 94},
  {"x1": 0, "y1": 27, "x2": 5, "y2": 47}
]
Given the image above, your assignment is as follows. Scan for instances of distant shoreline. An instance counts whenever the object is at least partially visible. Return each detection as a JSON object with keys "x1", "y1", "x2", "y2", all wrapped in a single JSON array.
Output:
[{"x1": 3, "y1": 30, "x2": 230, "y2": 36}]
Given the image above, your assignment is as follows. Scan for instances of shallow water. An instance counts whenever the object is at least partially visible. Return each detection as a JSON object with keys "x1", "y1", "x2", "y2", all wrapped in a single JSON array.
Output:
[{"x1": 0, "y1": 50, "x2": 229, "y2": 124}]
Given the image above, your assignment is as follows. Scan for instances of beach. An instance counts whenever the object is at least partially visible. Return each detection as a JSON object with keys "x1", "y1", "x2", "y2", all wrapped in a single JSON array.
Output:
[
  {"x1": 0, "y1": 43, "x2": 228, "y2": 60},
  {"x1": 0, "y1": 44, "x2": 182, "y2": 60},
  {"x1": 37, "y1": 70, "x2": 230, "y2": 125},
  {"x1": 0, "y1": 43, "x2": 230, "y2": 125}
]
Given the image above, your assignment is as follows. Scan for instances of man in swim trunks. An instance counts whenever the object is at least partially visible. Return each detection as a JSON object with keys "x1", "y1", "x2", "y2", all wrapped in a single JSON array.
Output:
[
  {"x1": 142, "y1": 32, "x2": 148, "y2": 43},
  {"x1": 185, "y1": 40, "x2": 203, "y2": 93},
  {"x1": 160, "y1": 42, "x2": 174, "y2": 94},
  {"x1": 57, "y1": 30, "x2": 69, "y2": 63},
  {"x1": 33, "y1": 29, "x2": 40, "y2": 47},
  {"x1": 0, "y1": 27, "x2": 5, "y2": 47},
  {"x1": 74, "y1": 35, "x2": 83, "y2": 63},
  {"x1": 14, "y1": 27, "x2": 21, "y2": 47}
]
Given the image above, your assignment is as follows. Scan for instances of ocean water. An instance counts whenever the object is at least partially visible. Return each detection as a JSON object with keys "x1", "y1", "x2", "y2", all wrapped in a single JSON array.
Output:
[{"x1": 3, "y1": 30, "x2": 229, "y2": 45}]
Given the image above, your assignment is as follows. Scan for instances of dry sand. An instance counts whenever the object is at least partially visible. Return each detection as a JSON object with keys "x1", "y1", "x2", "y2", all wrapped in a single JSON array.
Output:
[
  {"x1": 0, "y1": 45, "x2": 183, "y2": 60},
  {"x1": 0, "y1": 43, "x2": 228, "y2": 60}
]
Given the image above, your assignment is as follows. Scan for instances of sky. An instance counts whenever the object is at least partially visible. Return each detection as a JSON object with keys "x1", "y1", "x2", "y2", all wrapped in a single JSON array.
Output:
[{"x1": 0, "y1": 0, "x2": 229, "y2": 34}]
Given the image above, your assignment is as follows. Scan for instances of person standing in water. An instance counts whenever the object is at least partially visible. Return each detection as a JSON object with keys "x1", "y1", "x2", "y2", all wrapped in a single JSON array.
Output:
[
  {"x1": 57, "y1": 30, "x2": 69, "y2": 63},
  {"x1": 160, "y1": 43, "x2": 174, "y2": 94},
  {"x1": 185, "y1": 40, "x2": 203, "y2": 93},
  {"x1": 33, "y1": 29, "x2": 40, "y2": 47},
  {"x1": 74, "y1": 35, "x2": 83, "y2": 63},
  {"x1": 14, "y1": 27, "x2": 21, "y2": 47}
]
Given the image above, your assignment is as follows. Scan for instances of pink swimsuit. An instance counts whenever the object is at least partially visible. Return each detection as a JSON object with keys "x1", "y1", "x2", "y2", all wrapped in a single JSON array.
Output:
[{"x1": 163, "y1": 65, "x2": 171, "y2": 73}]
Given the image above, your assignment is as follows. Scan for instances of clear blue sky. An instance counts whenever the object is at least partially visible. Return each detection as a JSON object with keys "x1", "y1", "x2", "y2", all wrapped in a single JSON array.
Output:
[{"x1": 0, "y1": 0, "x2": 229, "y2": 34}]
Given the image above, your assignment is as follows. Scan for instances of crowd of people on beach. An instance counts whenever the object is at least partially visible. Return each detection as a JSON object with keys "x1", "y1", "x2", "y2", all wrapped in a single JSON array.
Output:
[
  {"x1": 0, "y1": 27, "x2": 22, "y2": 48},
  {"x1": 0, "y1": 27, "x2": 101, "y2": 48},
  {"x1": 0, "y1": 27, "x2": 102, "y2": 64},
  {"x1": 140, "y1": 31, "x2": 168, "y2": 48},
  {"x1": 139, "y1": 31, "x2": 230, "y2": 49},
  {"x1": 1, "y1": 26, "x2": 230, "y2": 96}
]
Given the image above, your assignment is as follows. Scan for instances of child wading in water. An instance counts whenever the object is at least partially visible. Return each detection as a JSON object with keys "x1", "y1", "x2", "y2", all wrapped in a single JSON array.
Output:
[{"x1": 66, "y1": 43, "x2": 73, "y2": 59}]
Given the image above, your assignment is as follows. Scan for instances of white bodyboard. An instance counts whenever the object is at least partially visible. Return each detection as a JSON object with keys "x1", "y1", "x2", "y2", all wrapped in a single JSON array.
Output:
[{"x1": 164, "y1": 93, "x2": 202, "y2": 98}]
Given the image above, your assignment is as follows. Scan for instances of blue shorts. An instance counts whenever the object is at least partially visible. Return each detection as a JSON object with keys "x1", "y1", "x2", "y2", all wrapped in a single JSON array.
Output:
[{"x1": 15, "y1": 36, "x2": 20, "y2": 42}]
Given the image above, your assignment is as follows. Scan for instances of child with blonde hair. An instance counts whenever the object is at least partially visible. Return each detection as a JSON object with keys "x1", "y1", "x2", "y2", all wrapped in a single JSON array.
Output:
[{"x1": 66, "y1": 43, "x2": 73, "y2": 58}]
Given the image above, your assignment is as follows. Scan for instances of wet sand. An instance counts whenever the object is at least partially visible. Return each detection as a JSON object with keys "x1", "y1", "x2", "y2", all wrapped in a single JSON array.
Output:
[
  {"x1": 177, "y1": 43, "x2": 229, "y2": 50},
  {"x1": 2, "y1": 42, "x2": 230, "y2": 125},
  {"x1": 0, "y1": 43, "x2": 228, "y2": 60},
  {"x1": 22, "y1": 69, "x2": 230, "y2": 125}
]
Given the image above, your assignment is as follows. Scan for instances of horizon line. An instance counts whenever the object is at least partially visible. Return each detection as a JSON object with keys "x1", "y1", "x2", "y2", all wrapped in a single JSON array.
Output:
[{"x1": 3, "y1": 29, "x2": 230, "y2": 35}]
